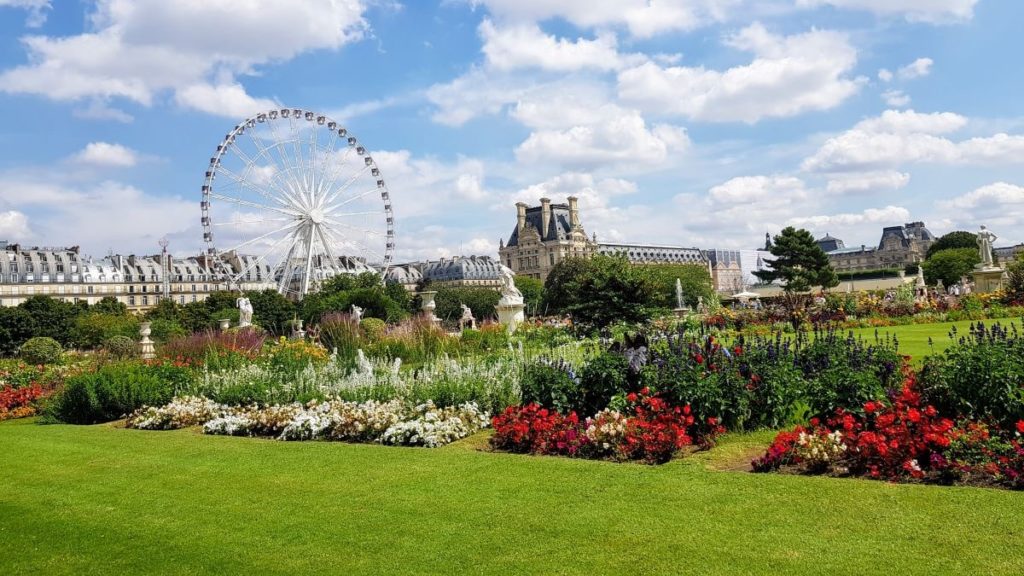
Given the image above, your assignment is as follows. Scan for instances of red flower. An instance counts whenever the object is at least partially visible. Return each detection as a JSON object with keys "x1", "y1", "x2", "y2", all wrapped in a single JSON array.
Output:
[
  {"x1": 1016, "y1": 420, "x2": 1024, "y2": 435},
  {"x1": 864, "y1": 401, "x2": 877, "y2": 414}
]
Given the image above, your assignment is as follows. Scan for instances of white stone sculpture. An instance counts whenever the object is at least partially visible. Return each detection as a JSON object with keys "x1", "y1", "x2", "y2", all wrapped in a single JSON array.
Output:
[
  {"x1": 495, "y1": 265, "x2": 525, "y2": 332},
  {"x1": 351, "y1": 304, "x2": 364, "y2": 324},
  {"x1": 977, "y1": 225, "x2": 998, "y2": 269},
  {"x1": 356, "y1": 349, "x2": 373, "y2": 374},
  {"x1": 236, "y1": 296, "x2": 253, "y2": 328},
  {"x1": 459, "y1": 303, "x2": 477, "y2": 331},
  {"x1": 139, "y1": 321, "x2": 155, "y2": 360},
  {"x1": 498, "y1": 264, "x2": 523, "y2": 304}
]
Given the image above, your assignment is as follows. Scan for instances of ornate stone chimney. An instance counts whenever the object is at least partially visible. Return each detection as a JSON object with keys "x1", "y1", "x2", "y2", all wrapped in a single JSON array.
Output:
[
  {"x1": 567, "y1": 196, "x2": 580, "y2": 230},
  {"x1": 516, "y1": 202, "x2": 527, "y2": 232},
  {"x1": 540, "y1": 197, "x2": 551, "y2": 238}
]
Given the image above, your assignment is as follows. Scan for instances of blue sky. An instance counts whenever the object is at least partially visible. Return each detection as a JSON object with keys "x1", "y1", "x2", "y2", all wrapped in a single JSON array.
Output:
[{"x1": 0, "y1": 0, "x2": 1021, "y2": 263}]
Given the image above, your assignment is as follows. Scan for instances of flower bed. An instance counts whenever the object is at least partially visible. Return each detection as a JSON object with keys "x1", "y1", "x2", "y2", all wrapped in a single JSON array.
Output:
[
  {"x1": 752, "y1": 375, "x2": 1024, "y2": 489},
  {"x1": 490, "y1": 389, "x2": 723, "y2": 464},
  {"x1": 127, "y1": 396, "x2": 489, "y2": 448}
]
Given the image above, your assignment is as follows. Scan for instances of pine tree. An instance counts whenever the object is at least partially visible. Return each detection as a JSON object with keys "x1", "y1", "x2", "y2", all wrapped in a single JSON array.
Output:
[{"x1": 754, "y1": 227, "x2": 838, "y2": 293}]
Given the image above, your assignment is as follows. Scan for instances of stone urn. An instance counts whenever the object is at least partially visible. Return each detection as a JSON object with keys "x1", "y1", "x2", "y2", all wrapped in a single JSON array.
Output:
[
  {"x1": 219, "y1": 318, "x2": 231, "y2": 331},
  {"x1": 419, "y1": 291, "x2": 439, "y2": 323},
  {"x1": 139, "y1": 322, "x2": 156, "y2": 360}
]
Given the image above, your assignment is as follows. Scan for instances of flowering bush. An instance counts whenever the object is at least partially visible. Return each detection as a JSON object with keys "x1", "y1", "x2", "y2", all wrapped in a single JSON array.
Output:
[
  {"x1": 491, "y1": 389, "x2": 720, "y2": 464},
  {"x1": 126, "y1": 396, "x2": 225, "y2": 430},
  {"x1": 0, "y1": 384, "x2": 46, "y2": 420},
  {"x1": 380, "y1": 401, "x2": 490, "y2": 447}
]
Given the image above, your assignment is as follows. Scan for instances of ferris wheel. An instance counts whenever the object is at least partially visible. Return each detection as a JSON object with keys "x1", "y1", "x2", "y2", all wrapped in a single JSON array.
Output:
[{"x1": 200, "y1": 108, "x2": 394, "y2": 297}]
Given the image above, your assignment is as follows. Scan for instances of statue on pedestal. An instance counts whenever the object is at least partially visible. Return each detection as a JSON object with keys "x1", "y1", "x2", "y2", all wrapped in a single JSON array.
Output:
[
  {"x1": 350, "y1": 304, "x2": 364, "y2": 324},
  {"x1": 236, "y1": 296, "x2": 253, "y2": 328},
  {"x1": 495, "y1": 265, "x2": 525, "y2": 332},
  {"x1": 498, "y1": 265, "x2": 523, "y2": 304},
  {"x1": 977, "y1": 225, "x2": 998, "y2": 269},
  {"x1": 459, "y1": 303, "x2": 476, "y2": 331}
]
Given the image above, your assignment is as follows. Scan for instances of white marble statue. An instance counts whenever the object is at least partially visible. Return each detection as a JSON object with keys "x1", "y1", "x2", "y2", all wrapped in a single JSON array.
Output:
[
  {"x1": 236, "y1": 296, "x2": 253, "y2": 328},
  {"x1": 459, "y1": 303, "x2": 476, "y2": 331},
  {"x1": 675, "y1": 278, "x2": 684, "y2": 309},
  {"x1": 498, "y1": 265, "x2": 523, "y2": 304},
  {"x1": 977, "y1": 225, "x2": 998, "y2": 268},
  {"x1": 350, "y1": 304, "x2": 364, "y2": 324}
]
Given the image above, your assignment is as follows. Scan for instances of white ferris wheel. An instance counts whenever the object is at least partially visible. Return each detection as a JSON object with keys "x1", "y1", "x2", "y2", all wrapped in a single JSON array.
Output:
[{"x1": 200, "y1": 108, "x2": 394, "y2": 298}]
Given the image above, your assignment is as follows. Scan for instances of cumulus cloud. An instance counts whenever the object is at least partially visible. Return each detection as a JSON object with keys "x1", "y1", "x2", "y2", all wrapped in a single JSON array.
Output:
[
  {"x1": 709, "y1": 175, "x2": 808, "y2": 204},
  {"x1": 788, "y1": 205, "x2": 911, "y2": 229},
  {"x1": 0, "y1": 0, "x2": 49, "y2": 27},
  {"x1": 802, "y1": 109, "x2": 1024, "y2": 172},
  {"x1": 479, "y1": 19, "x2": 634, "y2": 72},
  {"x1": 826, "y1": 171, "x2": 910, "y2": 194},
  {"x1": 935, "y1": 183, "x2": 1024, "y2": 241},
  {"x1": 796, "y1": 0, "x2": 978, "y2": 23},
  {"x1": 175, "y1": 82, "x2": 278, "y2": 118},
  {"x1": 898, "y1": 57, "x2": 933, "y2": 80},
  {"x1": 941, "y1": 182, "x2": 1024, "y2": 210},
  {"x1": 466, "y1": 0, "x2": 735, "y2": 38},
  {"x1": 71, "y1": 142, "x2": 139, "y2": 167},
  {"x1": 882, "y1": 89, "x2": 910, "y2": 107},
  {"x1": 0, "y1": 0, "x2": 367, "y2": 116},
  {"x1": 372, "y1": 150, "x2": 491, "y2": 218},
  {"x1": 0, "y1": 209, "x2": 32, "y2": 241},
  {"x1": 617, "y1": 23, "x2": 861, "y2": 123}
]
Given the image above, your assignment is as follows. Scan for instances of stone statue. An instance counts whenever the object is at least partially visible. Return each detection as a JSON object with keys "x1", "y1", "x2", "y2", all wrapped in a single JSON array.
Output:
[
  {"x1": 675, "y1": 278, "x2": 684, "y2": 309},
  {"x1": 459, "y1": 303, "x2": 476, "y2": 331},
  {"x1": 236, "y1": 296, "x2": 253, "y2": 328},
  {"x1": 977, "y1": 225, "x2": 998, "y2": 268},
  {"x1": 498, "y1": 264, "x2": 523, "y2": 304},
  {"x1": 350, "y1": 304, "x2": 364, "y2": 324},
  {"x1": 916, "y1": 265, "x2": 926, "y2": 287},
  {"x1": 697, "y1": 295, "x2": 706, "y2": 313}
]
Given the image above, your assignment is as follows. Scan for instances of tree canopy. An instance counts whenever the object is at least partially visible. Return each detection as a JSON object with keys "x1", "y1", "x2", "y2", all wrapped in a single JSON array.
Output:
[
  {"x1": 754, "y1": 227, "x2": 838, "y2": 293},
  {"x1": 926, "y1": 231, "x2": 977, "y2": 259},
  {"x1": 922, "y1": 247, "x2": 980, "y2": 286},
  {"x1": 543, "y1": 254, "x2": 657, "y2": 330}
]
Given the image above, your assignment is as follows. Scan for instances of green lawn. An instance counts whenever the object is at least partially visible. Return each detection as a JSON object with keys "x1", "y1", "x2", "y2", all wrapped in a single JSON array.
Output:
[
  {"x1": 844, "y1": 317, "x2": 1021, "y2": 362},
  {"x1": 3, "y1": 419, "x2": 1023, "y2": 575}
]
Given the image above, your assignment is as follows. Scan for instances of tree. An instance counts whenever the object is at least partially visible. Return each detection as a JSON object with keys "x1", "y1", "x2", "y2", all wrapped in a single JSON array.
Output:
[
  {"x1": 244, "y1": 289, "x2": 296, "y2": 335},
  {"x1": 433, "y1": 287, "x2": 500, "y2": 323},
  {"x1": 0, "y1": 307, "x2": 37, "y2": 356},
  {"x1": 514, "y1": 275, "x2": 544, "y2": 315},
  {"x1": 91, "y1": 296, "x2": 128, "y2": 316},
  {"x1": 754, "y1": 227, "x2": 839, "y2": 292},
  {"x1": 543, "y1": 254, "x2": 657, "y2": 330},
  {"x1": 18, "y1": 295, "x2": 83, "y2": 347},
  {"x1": 71, "y1": 313, "x2": 140, "y2": 349},
  {"x1": 926, "y1": 231, "x2": 977, "y2": 259},
  {"x1": 922, "y1": 248, "x2": 979, "y2": 287},
  {"x1": 1005, "y1": 257, "x2": 1024, "y2": 304}
]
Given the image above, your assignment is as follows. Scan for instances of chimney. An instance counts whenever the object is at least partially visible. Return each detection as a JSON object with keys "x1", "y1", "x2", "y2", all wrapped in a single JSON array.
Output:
[
  {"x1": 515, "y1": 202, "x2": 527, "y2": 232},
  {"x1": 568, "y1": 196, "x2": 579, "y2": 229},
  {"x1": 540, "y1": 197, "x2": 551, "y2": 238}
]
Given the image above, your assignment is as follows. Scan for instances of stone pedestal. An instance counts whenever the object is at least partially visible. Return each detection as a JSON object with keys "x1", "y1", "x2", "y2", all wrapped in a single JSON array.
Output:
[
  {"x1": 218, "y1": 318, "x2": 231, "y2": 331},
  {"x1": 139, "y1": 322, "x2": 156, "y2": 360},
  {"x1": 972, "y1": 267, "x2": 1005, "y2": 294},
  {"x1": 419, "y1": 291, "x2": 440, "y2": 323},
  {"x1": 673, "y1": 307, "x2": 690, "y2": 318},
  {"x1": 495, "y1": 299, "x2": 525, "y2": 334},
  {"x1": 291, "y1": 319, "x2": 305, "y2": 340}
]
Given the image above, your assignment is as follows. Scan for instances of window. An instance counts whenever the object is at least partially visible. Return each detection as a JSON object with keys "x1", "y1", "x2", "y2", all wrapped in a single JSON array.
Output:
[
  {"x1": 129, "y1": 295, "x2": 136, "y2": 305},
  {"x1": 142, "y1": 295, "x2": 149, "y2": 305}
]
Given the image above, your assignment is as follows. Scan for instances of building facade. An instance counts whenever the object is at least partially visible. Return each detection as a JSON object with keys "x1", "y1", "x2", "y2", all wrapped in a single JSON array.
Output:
[
  {"x1": 386, "y1": 256, "x2": 503, "y2": 290},
  {"x1": 819, "y1": 222, "x2": 936, "y2": 272}
]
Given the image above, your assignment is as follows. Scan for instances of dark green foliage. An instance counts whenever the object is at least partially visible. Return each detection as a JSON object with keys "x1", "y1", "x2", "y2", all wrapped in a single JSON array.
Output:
[
  {"x1": 360, "y1": 317, "x2": 387, "y2": 342},
  {"x1": 144, "y1": 299, "x2": 181, "y2": 323},
  {"x1": 18, "y1": 295, "x2": 83, "y2": 347},
  {"x1": 244, "y1": 289, "x2": 296, "y2": 335},
  {"x1": 1003, "y1": 257, "x2": 1024, "y2": 304},
  {"x1": 149, "y1": 318, "x2": 187, "y2": 343},
  {"x1": 578, "y1": 352, "x2": 630, "y2": 416},
  {"x1": 520, "y1": 362, "x2": 581, "y2": 414},
  {"x1": 0, "y1": 307, "x2": 37, "y2": 356},
  {"x1": 91, "y1": 296, "x2": 129, "y2": 316},
  {"x1": 103, "y1": 335, "x2": 138, "y2": 359},
  {"x1": 384, "y1": 281, "x2": 412, "y2": 313},
  {"x1": 71, "y1": 312, "x2": 139, "y2": 349},
  {"x1": 543, "y1": 254, "x2": 657, "y2": 330},
  {"x1": 19, "y1": 336, "x2": 63, "y2": 365},
  {"x1": 46, "y1": 362, "x2": 188, "y2": 424},
  {"x1": 922, "y1": 248, "x2": 979, "y2": 287},
  {"x1": 514, "y1": 275, "x2": 544, "y2": 315},
  {"x1": 433, "y1": 287, "x2": 500, "y2": 323},
  {"x1": 302, "y1": 273, "x2": 408, "y2": 324},
  {"x1": 458, "y1": 325, "x2": 509, "y2": 353},
  {"x1": 926, "y1": 230, "x2": 978, "y2": 258},
  {"x1": 644, "y1": 263, "x2": 714, "y2": 309},
  {"x1": 919, "y1": 322, "x2": 1024, "y2": 430},
  {"x1": 836, "y1": 268, "x2": 905, "y2": 281},
  {"x1": 754, "y1": 227, "x2": 838, "y2": 292}
]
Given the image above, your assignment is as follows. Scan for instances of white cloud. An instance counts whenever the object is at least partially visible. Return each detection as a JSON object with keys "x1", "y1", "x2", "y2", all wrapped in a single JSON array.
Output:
[
  {"x1": 898, "y1": 57, "x2": 933, "y2": 80},
  {"x1": 426, "y1": 68, "x2": 531, "y2": 126},
  {"x1": 935, "y1": 183, "x2": 1024, "y2": 241},
  {"x1": 882, "y1": 89, "x2": 910, "y2": 107},
  {"x1": 479, "y1": 19, "x2": 632, "y2": 72},
  {"x1": 372, "y1": 150, "x2": 491, "y2": 218},
  {"x1": 709, "y1": 175, "x2": 808, "y2": 204},
  {"x1": 175, "y1": 82, "x2": 278, "y2": 119},
  {"x1": 0, "y1": 0, "x2": 367, "y2": 116},
  {"x1": 0, "y1": 210, "x2": 32, "y2": 241},
  {"x1": 826, "y1": 170, "x2": 910, "y2": 194},
  {"x1": 788, "y1": 205, "x2": 911, "y2": 229},
  {"x1": 942, "y1": 182, "x2": 1024, "y2": 210},
  {"x1": 796, "y1": 0, "x2": 978, "y2": 23},
  {"x1": 804, "y1": 109, "x2": 1024, "y2": 172},
  {"x1": 617, "y1": 23, "x2": 860, "y2": 123},
  {"x1": 515, "y1": 110, "x2": 689, "y2": 169},
  {"x1": 467, "y1": 0, "x2": 736, "y2": 38},
  {"x1": 878, "y1": 68, "x2": 893, "y2": 82},
  {"x1": 71, "y1": 142, "x2": 139, "y2": 167},
  {"x1": 72, "y1": 99, "x2": 133, "y2": 123},
  {"x1": 0, "y1": 0, "x2": 49, "y2": 27}
]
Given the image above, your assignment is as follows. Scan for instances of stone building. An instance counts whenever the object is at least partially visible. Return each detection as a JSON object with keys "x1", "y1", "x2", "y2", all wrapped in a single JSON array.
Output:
[
  {"x1": 386, "y1": 256, "x2": 503, "y2": 290},
  {"x1": 819, "y1": 222, "x2": 936, "y2": 272},
  {"x1": 498, "y1": 197, "x2": 749, "y2": 293}
]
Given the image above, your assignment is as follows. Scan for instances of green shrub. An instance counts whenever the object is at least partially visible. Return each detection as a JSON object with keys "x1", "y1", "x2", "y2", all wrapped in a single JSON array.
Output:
[
  {"x1": 103, "y1": 335, "x2": 138, "y2": 359},
  {"x1": 520, "y1": 362, "x2": 581, "y2": 414},
  {"x1": 459, "y1": 324, "x2": 509, "y2": 353},
  {"x1": 71, "y1": 312, "x2": 140, "y2": 349},
  {"x1": 47, "y1": 362, "x2": 190, "y2": 424},
  {"x1": 19, "y1": 336, "x2": 63, "y2": 365},
  {"x1": 578, "y1": 352, "x2": 630, "y2": 416},
  {"x1": 360, "y1": 318, "x2": 387, "y2": 342}
]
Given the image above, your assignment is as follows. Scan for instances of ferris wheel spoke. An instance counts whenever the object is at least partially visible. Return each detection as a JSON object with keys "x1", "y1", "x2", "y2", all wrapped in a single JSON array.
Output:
[
  {"x1": 276, "y1": 229, "x2": 305, "y2": 294},
  {"x1": 311, "y1": 131, "x2": 340, "y2": 204},
  {"x1": 314, "y1": 223, "x2": 341, "y2": 272},
  {"x1": 320, "y1": 225, "x2": 386, "y2": 263},
  {"x1": 264, "y1": 118, "x2": 309, "y2": 208},
  {"x1": 212, "y1": 217, "x2": 293, "y2": 228},
  {"x1": 234, "y1": 134, "x2": 309, "y2": 211},
  {"x1": 216, "y1": 164, "x2": 299, "y2": 211},
  {"x1": 289, "y1": 116, "x2": 313, "y2": 208},
  {"x1": 220, "y1": 220, "x2": 303, "y2": 255},
  {"x1": 320, "y1": 163, "x2": 373, "y2": 209},
  {"x1": 209, "y1": 193, "x2": 302, "y2": 217},
  {"x1": 228, "y1": 225, "x2": 300, "y2": 287},
  {"x1": 322, "y1": 188, "x2": 382, "y2": 214},
  {"x1": 300, "y1": 226, "x2": 317, "y2": 295}
]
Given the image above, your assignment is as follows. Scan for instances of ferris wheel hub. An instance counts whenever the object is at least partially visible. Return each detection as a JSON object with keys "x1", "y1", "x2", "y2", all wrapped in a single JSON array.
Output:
[{"x1": 308, "y1": 208, "x2": 325, "y2": 224}]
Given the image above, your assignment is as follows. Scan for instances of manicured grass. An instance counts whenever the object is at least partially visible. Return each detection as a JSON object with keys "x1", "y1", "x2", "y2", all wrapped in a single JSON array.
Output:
[
  {"x1": 845, "y1": 317, "x2": 1021, "y2": 362},
  {"x1": 3, "y1": 419, "x2": 1023, "y2": 575}
]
